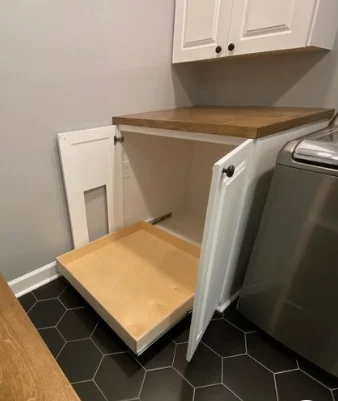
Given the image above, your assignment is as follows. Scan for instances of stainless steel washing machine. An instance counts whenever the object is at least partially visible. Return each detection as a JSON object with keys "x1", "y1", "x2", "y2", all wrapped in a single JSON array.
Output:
[{"x1": 238, "y1": 126, "x2": 338, "y2": 377}]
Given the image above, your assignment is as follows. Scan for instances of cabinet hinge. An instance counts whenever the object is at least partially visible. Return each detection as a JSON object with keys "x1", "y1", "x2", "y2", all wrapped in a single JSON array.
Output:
[{"x1": 114, "y1": 135, "x2": 124, "y2": 145}]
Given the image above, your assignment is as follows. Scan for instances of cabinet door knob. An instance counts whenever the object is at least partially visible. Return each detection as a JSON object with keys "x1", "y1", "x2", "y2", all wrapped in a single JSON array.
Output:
[
  {"x1": 215, "y1": 45, "x2": 222, "y2": 54},
  {"x1": 222, "y1": 165, "x2": 235, "y2": 177},
  {"x1": 228, "y1": 43, "x2": 235, "y2": 51}
]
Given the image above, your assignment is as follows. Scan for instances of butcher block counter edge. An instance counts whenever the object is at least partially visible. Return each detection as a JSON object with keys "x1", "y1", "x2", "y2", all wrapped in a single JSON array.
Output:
[
  {"x1": 112, "y1": 106, "x2": 334, "y2": 139},
  {"x1": 0, "y1": 273, "x2": 80, "y2": 401}
]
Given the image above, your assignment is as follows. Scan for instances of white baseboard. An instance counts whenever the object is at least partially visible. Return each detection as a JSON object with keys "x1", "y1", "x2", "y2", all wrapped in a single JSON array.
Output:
[
  {"x1": 216, "y1": 290, "x2": 240, "y2": 313},
  {"x1": 9, "y1": 261, "x2": 60, "y2": 298}
]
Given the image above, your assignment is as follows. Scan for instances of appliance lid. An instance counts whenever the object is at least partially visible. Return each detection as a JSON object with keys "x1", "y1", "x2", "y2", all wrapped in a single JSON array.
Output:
[{"x1": 293, "y1": 127, "x2": 338, "y2": 167}]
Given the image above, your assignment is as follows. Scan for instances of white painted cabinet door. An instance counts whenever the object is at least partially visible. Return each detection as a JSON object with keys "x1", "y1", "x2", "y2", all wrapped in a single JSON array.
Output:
[
  {"x1": 187, "y1": 139, "x2": 253, "y2": 361},
  {"x1": 229, "y1": 0, "x2": 316, "y2": 56},
  {"x1": 172, "y1": 0, "x2": 233, "y2": 63}
]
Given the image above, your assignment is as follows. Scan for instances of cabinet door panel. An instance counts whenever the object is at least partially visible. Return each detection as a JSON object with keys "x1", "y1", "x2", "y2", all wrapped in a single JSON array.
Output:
[
  {"x1": 229, "y1": 0, "x2": 316, "y2": 56},
  {"x1": 173, "y1": 0, "x2": 233, "y2": 63},
  {"x1": 186, "y1": 139, "x2": 253, "y2": 361}
]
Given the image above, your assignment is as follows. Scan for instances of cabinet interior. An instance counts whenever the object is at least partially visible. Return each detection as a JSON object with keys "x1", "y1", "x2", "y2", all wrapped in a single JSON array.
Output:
[{"x1": 122, "y1": 132, "x2": 235, "y2": 245}]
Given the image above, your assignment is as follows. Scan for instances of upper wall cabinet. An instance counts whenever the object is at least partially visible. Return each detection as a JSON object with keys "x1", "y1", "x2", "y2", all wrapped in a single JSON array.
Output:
[{"x1": 172, "y1": 0, "x2": 338, "y2": 63}]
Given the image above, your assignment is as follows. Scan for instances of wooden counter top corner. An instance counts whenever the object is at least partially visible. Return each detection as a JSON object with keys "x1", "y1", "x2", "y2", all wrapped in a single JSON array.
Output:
[
  {"x1": 0, "y1": 273, "x2": 80, "y2": 401},
  {"x1": 113, "y1": 106, "x2": 334, "y2": 139}
]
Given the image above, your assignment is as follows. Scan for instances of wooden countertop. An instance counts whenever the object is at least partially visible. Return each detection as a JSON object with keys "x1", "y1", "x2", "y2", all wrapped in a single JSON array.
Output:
[
  {"x1": 113, "y1": 107, "x2": 334, "y2": 139},
  {"x1": 0, "y1": 274, "x2": 80, "y2": 401}
]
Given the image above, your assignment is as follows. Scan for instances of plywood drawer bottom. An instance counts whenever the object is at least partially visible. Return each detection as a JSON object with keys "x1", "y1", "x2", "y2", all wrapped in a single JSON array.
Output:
[{"x1": 57, "y1": 222, "x2": 200, "y2": 354}]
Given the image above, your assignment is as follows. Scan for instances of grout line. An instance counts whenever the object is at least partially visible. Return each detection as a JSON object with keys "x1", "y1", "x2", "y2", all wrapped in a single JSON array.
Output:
[
  {"x1": 66, "y1": 337, "x2": 91, "y2": 343},
  {"x1": 93, "y1": 380, "x2": 109, "y2": 401},
  {"x1": 273, "y1": 374, "x2": 280, "y2": 401},
  {"x1": 31, "y1": 291, "x2": 38, "y2": 302},
  {"x1": 58, "y1": 285, "x2": 68, "y2": 300},
  {"x1": 90, "y1": 338, "x2": 104, "y2": 356},
  {"x1": 192, "y1": 386, "x2": 195, "y2": 401},
  {"x1": 71, "y1": 379, "x2": 92, "y2": 385},
  {"x1": 200, "y1": 340, "x2": 224, "y2": 359},
  {"x1": 145, "y1": 365, "x2": 173, "y2": 372},
  {"x1": 244, "y1": 333, "x2": 248, "y2": 354},
  {"x1": 172, "y1": 366, "x2": 196, "y2": 389},
  {"x1": 194, "y1": 383, "x2": 221, "y2": 390},
  {"x1": 331, "y1": 389, "x2": 335, "y2": 401},
  {"x1": 137, "y1": 369, "x2": 147, "y2": 399},
  {"x1": 296, "y1": 359, "x2": 300, "y2": 369},
  {"x1": 223, "y1": 317, "x2": 248, "y2": 334},
  {"x1": 92, "y1": 354, "x2": 104, "y2": 380},
  {"x1": 128, "y1": 351, "x2": 147, "y2": 371},
  {"x1": 171, "y1": 343, "x2": 177, "y2": 366},
  {"x1": 68, "y1": 306, "x2": 86, "y2": 311},
  {"x1": 26, "y1": 301, "x2": 37, "y2": 315},
  {"x1": 274, "y1": 367, "x2": 299, "y2": 375},
  {"x1": 55, "y1": 308, "x2": 67, "y2": 327},
  {"x1": 90, "y1": 320, "x2": 100, "y2": 338},
  {"x1": 222, "y1": 353, "x2": 246, "y2": 360},
  {"x1": 247, "y1": 354, "x2": 275, "y2": 375},
  {"x1": 56, "y1": 341, "x2": 67, "y2": 360},
  {"x1": 299, "y1": 367, "x2": 333, "y2": 391},
  {"x1": 222, "y1": 383, "x2": 244, "y2": 401},
  {"x1": 55, "y1": 326, "x2": 67, "y2": 342}
]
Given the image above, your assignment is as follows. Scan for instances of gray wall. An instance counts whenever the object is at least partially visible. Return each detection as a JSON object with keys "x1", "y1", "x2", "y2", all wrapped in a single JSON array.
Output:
[
  {"x1": 0, "y1": 0, "x2": 198, "y2": 281},
  {"x1": 194, "y1": 37, "x2": 338, "y2": 110}
]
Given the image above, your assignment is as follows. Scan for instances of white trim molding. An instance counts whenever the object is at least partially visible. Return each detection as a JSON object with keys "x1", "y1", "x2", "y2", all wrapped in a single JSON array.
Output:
[{"x1": 9, "y1": 261, "x2": 60, "y2": 298}]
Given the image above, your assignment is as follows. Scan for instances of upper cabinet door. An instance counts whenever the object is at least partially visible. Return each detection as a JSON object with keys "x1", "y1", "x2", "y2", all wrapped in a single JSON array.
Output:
[
  {"x1": 229, "y1": 0, "x2": 316, "y2": 56},
  {"x1": 172, "y1": 0, "x2": 233, "y2": 63},
  {"x1": 186, "y1": 139, "x2": 253, "y2": 361}
]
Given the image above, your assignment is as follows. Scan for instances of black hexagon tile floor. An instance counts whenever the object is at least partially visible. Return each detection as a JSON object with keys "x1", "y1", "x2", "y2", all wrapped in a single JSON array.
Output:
[
  {"x1": 57, "y1": 339, "x2": 102, "y2": 383},
  {"x1": 20, "y1": 280, "x2": 338, "y2": 401},
  {"x1": 95, "y1": 353, "x2": 145, "y2": 401},
  {"x1": 38, "y1": 327, "x2": 65, "y2": 357},
  {"x1": 28, "y1": 299, "x2": 65, "y2": 328}
]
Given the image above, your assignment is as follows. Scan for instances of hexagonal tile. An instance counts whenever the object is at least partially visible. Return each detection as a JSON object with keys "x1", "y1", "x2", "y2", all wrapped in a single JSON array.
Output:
[
  {"x1": 19, "y1": 292, "x2": 36, "y2": 312},
  {"x1": 247, "y1": 332, "x2": 297, "y2": 373},
  {"x1": 136, "y1": 335, "x2": 175, "y2": 370},
  {"x1": 33, "y1": 278, "x2": 67, "y2": 300},
  {"x1": 194, "y1": 384, "x2": 240, "y2": 401},
  {"x1": 38, "y1": 327, "x2": 65, "y2": 357},
  {"x1": 223, "y1": 355, "x2": 277, "y2": 401},
  {"x1": 57, "y1": 339, "x2": 102, "y2": 383},
  {"x1": 174, "y1": 343, "x2": 221, "y2": 387},
  {"x1": 167, "y1": 315, "x2": 191, "y2": 344},
  {"x1": 223, "y1": 302, "x2": 257, "y2": 333},
  {"x1": 140, "y1": 368, "x2": 193, "y2": 401},
  {"x1": 276, "y1": 370, "x2": 332, "y2": 401},
  {"x1": 73, "y1": 380, "x2": 106, "y2": 401},
  {"x1": 95, "y1": 353, "x2": 145, "y2": 401},
  {"x1": 298, "y1": 358, "x2": 338, "y2": 389},
  {"x1": 57, "y1": 307, "x2": 99, "y2": 341},
  {"x1": 28, "y1": 299, "x2": 65, "y2": 328},
  {"x1": 92, "y1": 320, "x2": 128, "y2": 354},
  {"x1": 59, "y1": 286, "x2": 86, "y2": 309},
  {"x1": 203, "y1": 320, "x2": 245, "y2": 357}
]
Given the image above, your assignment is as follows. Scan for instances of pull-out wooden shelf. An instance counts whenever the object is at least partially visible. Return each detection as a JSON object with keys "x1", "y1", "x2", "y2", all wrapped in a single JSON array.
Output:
[{"x1": 57, "y1": 222, "x2": 200, "y2": 354}]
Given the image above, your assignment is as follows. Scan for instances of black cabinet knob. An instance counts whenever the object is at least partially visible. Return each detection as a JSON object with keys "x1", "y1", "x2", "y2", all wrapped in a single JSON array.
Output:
[
  {"x1": 222, "y1": 165, "x2": 235, "y2": 177},
  {"x1": 228, "y1": 43, "x2": 235, "y2": 51},
  {"x1": 215, "y1": 45, "x2": 222, "y2": 54}
]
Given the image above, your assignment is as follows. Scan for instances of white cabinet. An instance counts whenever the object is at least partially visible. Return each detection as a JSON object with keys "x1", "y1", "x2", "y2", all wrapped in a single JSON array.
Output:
[
  {"x1": 173, "y1": 0, "x2": 338, "y2": 63},
  {"x1": 172, "y1": 0, "x2": 233, "y2": 63},
  {"x1": 57, "y1": 114, "x2": 329, "y2": 361}
]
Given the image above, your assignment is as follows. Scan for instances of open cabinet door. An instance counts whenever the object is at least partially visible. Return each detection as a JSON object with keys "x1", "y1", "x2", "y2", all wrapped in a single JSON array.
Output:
[
  {"x1": 58, "y1": 126, "x2": 123, "y2": 248},
  {"x1": 187, "y1": 139, "x2": 253, "y2": 361}
]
